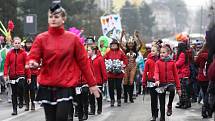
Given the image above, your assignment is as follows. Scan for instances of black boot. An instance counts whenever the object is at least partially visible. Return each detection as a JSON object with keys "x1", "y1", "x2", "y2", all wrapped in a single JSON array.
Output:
[
  {"x1": 88, "y1": 106, "x2": 95, "y2": 115},
  {"x1": 160, "y1": 117, "x2": 165, "y2": 121},
  {"x1": 31, "y1": 102, "x2": 35, "y2": 110},
  {"x1": 202, "y1": 106, "x2": 208, "y2": 118},
  {"x1": 166, "y1": 107, "x2": 172, "y2": 116},
  {"x1": 82, "y1": 113, "x2": 88, "y2": 120},
  {"x1": 117, "y1": 100, "x2": 121, "y2": 107},
  {"x1": 110, "y1": 100, "x2": 114, "y2": 107},
  {"x1": 11, "y1": 103, "x2": 17, "y2": 115},
  {"x1": 25, "y1": 103, "x2": 29, "y2": 111},
  {"x1": 129, "y1": 97, "x2": 134, "y2": 103}
]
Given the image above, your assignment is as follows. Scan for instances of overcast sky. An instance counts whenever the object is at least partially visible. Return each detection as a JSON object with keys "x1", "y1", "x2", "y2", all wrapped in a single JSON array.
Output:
[{"x1": 183, "y1": 0, "x2": 210, "y2": 8}]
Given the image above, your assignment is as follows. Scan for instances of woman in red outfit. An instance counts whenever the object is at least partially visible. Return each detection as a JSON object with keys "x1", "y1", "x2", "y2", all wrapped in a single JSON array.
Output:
[
  {"x1": 4, "y1": 37, "x2": 31, "y2": 115},
  {"x1": 195, "y1": 44, "x2": 212, "y2": 118},
  {"x1": 154, "y1": 44, "x2": 181, "y2": 121},
  {"x1": 175, "y1": 42, "x2": 191, "y2": 109},
  {"x1": 26, "y1": 4, "x2": 100, "y2": 121},
  {"x1": 104, "y1": 38, "x2": 128, "y2": 107},
  {"x1": 24, "y1": 39, "x2": 38, "y2": 111},
  {"x1": 87, "y1": 44, "x2": 108, "y2": 115},
  {"x1": 142, "y1": 45, "x2": 160, "y2": 121}
]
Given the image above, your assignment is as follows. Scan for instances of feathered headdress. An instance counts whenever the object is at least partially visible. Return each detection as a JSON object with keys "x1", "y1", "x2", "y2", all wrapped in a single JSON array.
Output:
[
  {"x1": 0, "y1": 20, "x2": 14, "y2": 42},
  {"x1": 128, "y1": 36, "x2": 135, "y2": 43}
]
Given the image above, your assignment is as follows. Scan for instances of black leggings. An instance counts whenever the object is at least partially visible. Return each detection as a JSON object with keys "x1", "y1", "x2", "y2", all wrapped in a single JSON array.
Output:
[
  {"x1": 149, "y1": 87, "x2": 159, "y2": 117},
  {"x1": 11, "y1": 78, "x2": 25, "y2": 107},
  {"x1": 108, "y1": 78, "x2": 122, "y2": 101},
  {"x1": 43, "y1": 101, "x2": 71, "y2": 121},
  {"x1": 24, "y1": 75, "x2": 37, "y2": 104},
  {"x1": 76, "y1": 86, "x2": 89, "y2": 120},
  {"x1": 89, "y1": 86, "x2": 103, "y2": 112},
  {"x1": 123, "y1": 85, "x2": 134, "y2": 101},
  {"x1": 159, "y1": 85, "x2": 175, "y2": 119}
]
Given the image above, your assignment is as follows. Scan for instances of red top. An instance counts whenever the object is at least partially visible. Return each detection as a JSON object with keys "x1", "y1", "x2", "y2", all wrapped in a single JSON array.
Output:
[
  {"x1": 27, "y1": 26, "x2": 96, "y2": 87},
  {"x1": 104, "y1": 49, "x2": 128, "y2": 78},
  {"x1": 90, "y1": 52, "x2": 108, "y2": 85},
  {"x1": 142, "y1": 53, "x2": 157, "y2": 87},
  {"x1": 195, "y1": 50, "x2": 208, "y2": 82},
  {"x1": 4, "y1": 49, "x2": 30, "y2": 79},
  {"x1": 176, "y1": 52, "x2": 190, "y2": 78},
  {"x1": 154, "y1": 59, "x2": 181, "y2": 90}
]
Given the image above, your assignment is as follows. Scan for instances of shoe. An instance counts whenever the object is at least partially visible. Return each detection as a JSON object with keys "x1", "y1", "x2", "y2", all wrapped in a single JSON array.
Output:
[
  {"x1": 25, "y1": 104, "x2": 29, "y2": 111},
  {"x1": 88, "y1": 111, "x2": 95, "y2": 115},
  {"x1": 31, "y1": 103, "x2": 35, "y2": 110},
  {"x1": 11, "y1": 111, "x2": 17, "y2": 115},
  {"x1": 175, "y1": 104, "x2": 183, "y2": 109},
  {"x1": 130, "y1": 99, "x2": 134, "y2": 103},
  {"x1": 160, "y1": 117, "x2": 165, "y2": 121},
  {"x1": 150, "y1": 116, "x2": 156, "y2": 121},
  {"x1": 18, "y1": 103, "x2": 23, "y2": 109},
  {"x1": 176, "y1": 102, "x2": 180, "y2": 105},
  {"x1": 191, "y1": 98, "x2": 197, "y2": 103},
  {"x1": 110, "y1": 100, "x2": 114, "y2": 107},
  {"x1": 74, "y1": 112, "x2": 78, "y2": 117},
  {"x1": 124, "y1": 99, "x2": 128, "y2": 103},
  {"x1": 97, "y1": 110, "x2": 102, "y2": 115},
  {"x1": 117, "y1": 100, "x2": 121, "y2": 107},
  {"x1": 82, "y1": 114, "x2": 88, "y2": 120},
  {"x1": 166, "y1": 107, "x2": 172, "y2": 116}
]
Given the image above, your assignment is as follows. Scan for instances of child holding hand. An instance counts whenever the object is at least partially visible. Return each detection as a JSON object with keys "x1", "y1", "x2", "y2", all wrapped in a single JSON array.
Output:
[{"x1": 154, "y1": 44, "x2": 181, "y2": 121}]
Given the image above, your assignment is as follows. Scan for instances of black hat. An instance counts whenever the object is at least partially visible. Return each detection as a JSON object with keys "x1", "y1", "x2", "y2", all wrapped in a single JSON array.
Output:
[
  {"x1": 110, "y1": 38, "x2": 119, "y2": 45},
  {"x1": 49, "y1": 4, "x2": 61, "y2": 14},
  {"x1": 85, "y1": 36, "x2": 95, "y2": 45}
]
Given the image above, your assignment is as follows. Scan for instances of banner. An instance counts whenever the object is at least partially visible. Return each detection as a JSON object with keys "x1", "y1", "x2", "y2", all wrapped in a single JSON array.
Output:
[{"x1": 100, "y1": 14, "x2": 122, "y2": 39}]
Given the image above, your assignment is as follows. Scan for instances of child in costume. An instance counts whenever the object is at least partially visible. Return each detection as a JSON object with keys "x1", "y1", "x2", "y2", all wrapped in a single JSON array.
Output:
[{"x1": 154, "y1": 44, "x2": 181, "y2": 121}]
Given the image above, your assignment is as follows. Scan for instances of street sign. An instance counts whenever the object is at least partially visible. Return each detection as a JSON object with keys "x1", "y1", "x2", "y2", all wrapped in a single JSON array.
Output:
[{"x1": 24, "y1": 14, "x2": 37, "y2": 35}]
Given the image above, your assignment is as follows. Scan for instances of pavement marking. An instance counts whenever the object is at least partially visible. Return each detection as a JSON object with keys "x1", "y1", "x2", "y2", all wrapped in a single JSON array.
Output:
[{"x1": 2, "y1": 107, "x2": 42, "y2": 121}]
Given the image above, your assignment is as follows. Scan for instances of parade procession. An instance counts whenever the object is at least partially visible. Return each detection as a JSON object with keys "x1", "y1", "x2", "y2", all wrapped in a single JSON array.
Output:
[{"x1": 0, "y1": 0, "x2": 215, "y2": 121}]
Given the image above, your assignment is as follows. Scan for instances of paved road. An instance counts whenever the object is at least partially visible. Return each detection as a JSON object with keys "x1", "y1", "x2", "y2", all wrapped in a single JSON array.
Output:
[{"x1": 0, "y1": 93, "x2": 214, "y2": 121}]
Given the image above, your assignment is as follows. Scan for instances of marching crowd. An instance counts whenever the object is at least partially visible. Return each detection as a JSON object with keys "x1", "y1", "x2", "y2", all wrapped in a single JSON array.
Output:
[{"x1": 0, "y1": 4, "x2": 215, "y2": 121}]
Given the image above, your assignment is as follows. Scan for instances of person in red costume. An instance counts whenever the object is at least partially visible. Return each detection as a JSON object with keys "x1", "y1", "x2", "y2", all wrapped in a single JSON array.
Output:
[
  {"x1": 87, "y1": 43, "x2": 108, "y2": 115},
  {"x1": 26, "y1": 4, "x2": 100, "y2": 121},
  {"x1": 4, "y1": 37, "x2": 31, "y2": 115},
  {"x1": 104, "y1": 38, "x2": 128, "y2": 107},
  {"x1": 142, "y1": 45, "x2": 160, "y2": 121},
  {"x1": 154, "y1": 44, "x2": 181, "y2": 121},
  {"x1": 24, "y1": 38, "x2": 38, "y2": 111}
]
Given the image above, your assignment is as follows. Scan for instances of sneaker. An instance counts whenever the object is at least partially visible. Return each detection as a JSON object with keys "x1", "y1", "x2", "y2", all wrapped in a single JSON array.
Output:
[
  {"x1": 166, "y1": 107, "x2": 172, "y2": 116},
  {"x1": 150, "y1": 116, "x2": 156, "y2": 121}
]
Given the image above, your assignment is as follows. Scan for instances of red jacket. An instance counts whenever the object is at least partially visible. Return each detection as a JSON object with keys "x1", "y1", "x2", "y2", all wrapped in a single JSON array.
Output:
[
  {"x1": 176, "y1": 52, "x2": 190, "y2": 78},
  {"x1": 27, "y1": 26, "x2": 96, "y2": 87},
  {"x1": 154, "y1": 59, "x2": 181, "y2": 90},
  {"x1": 195, "y1": 50, "x2": 208, "y2": 81},
  {"x1": 4, "y1": 49, "x2": 30, "y2": 79},
  {"x1": 90, "y1": 52, "x2": 108, "y2": 85},
  {"x1": 142, "y1": 53, "x2": 157, "y2": 87},
  {"x1": 104, "y1": 49, "x2": 128, "y2": 78}
]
